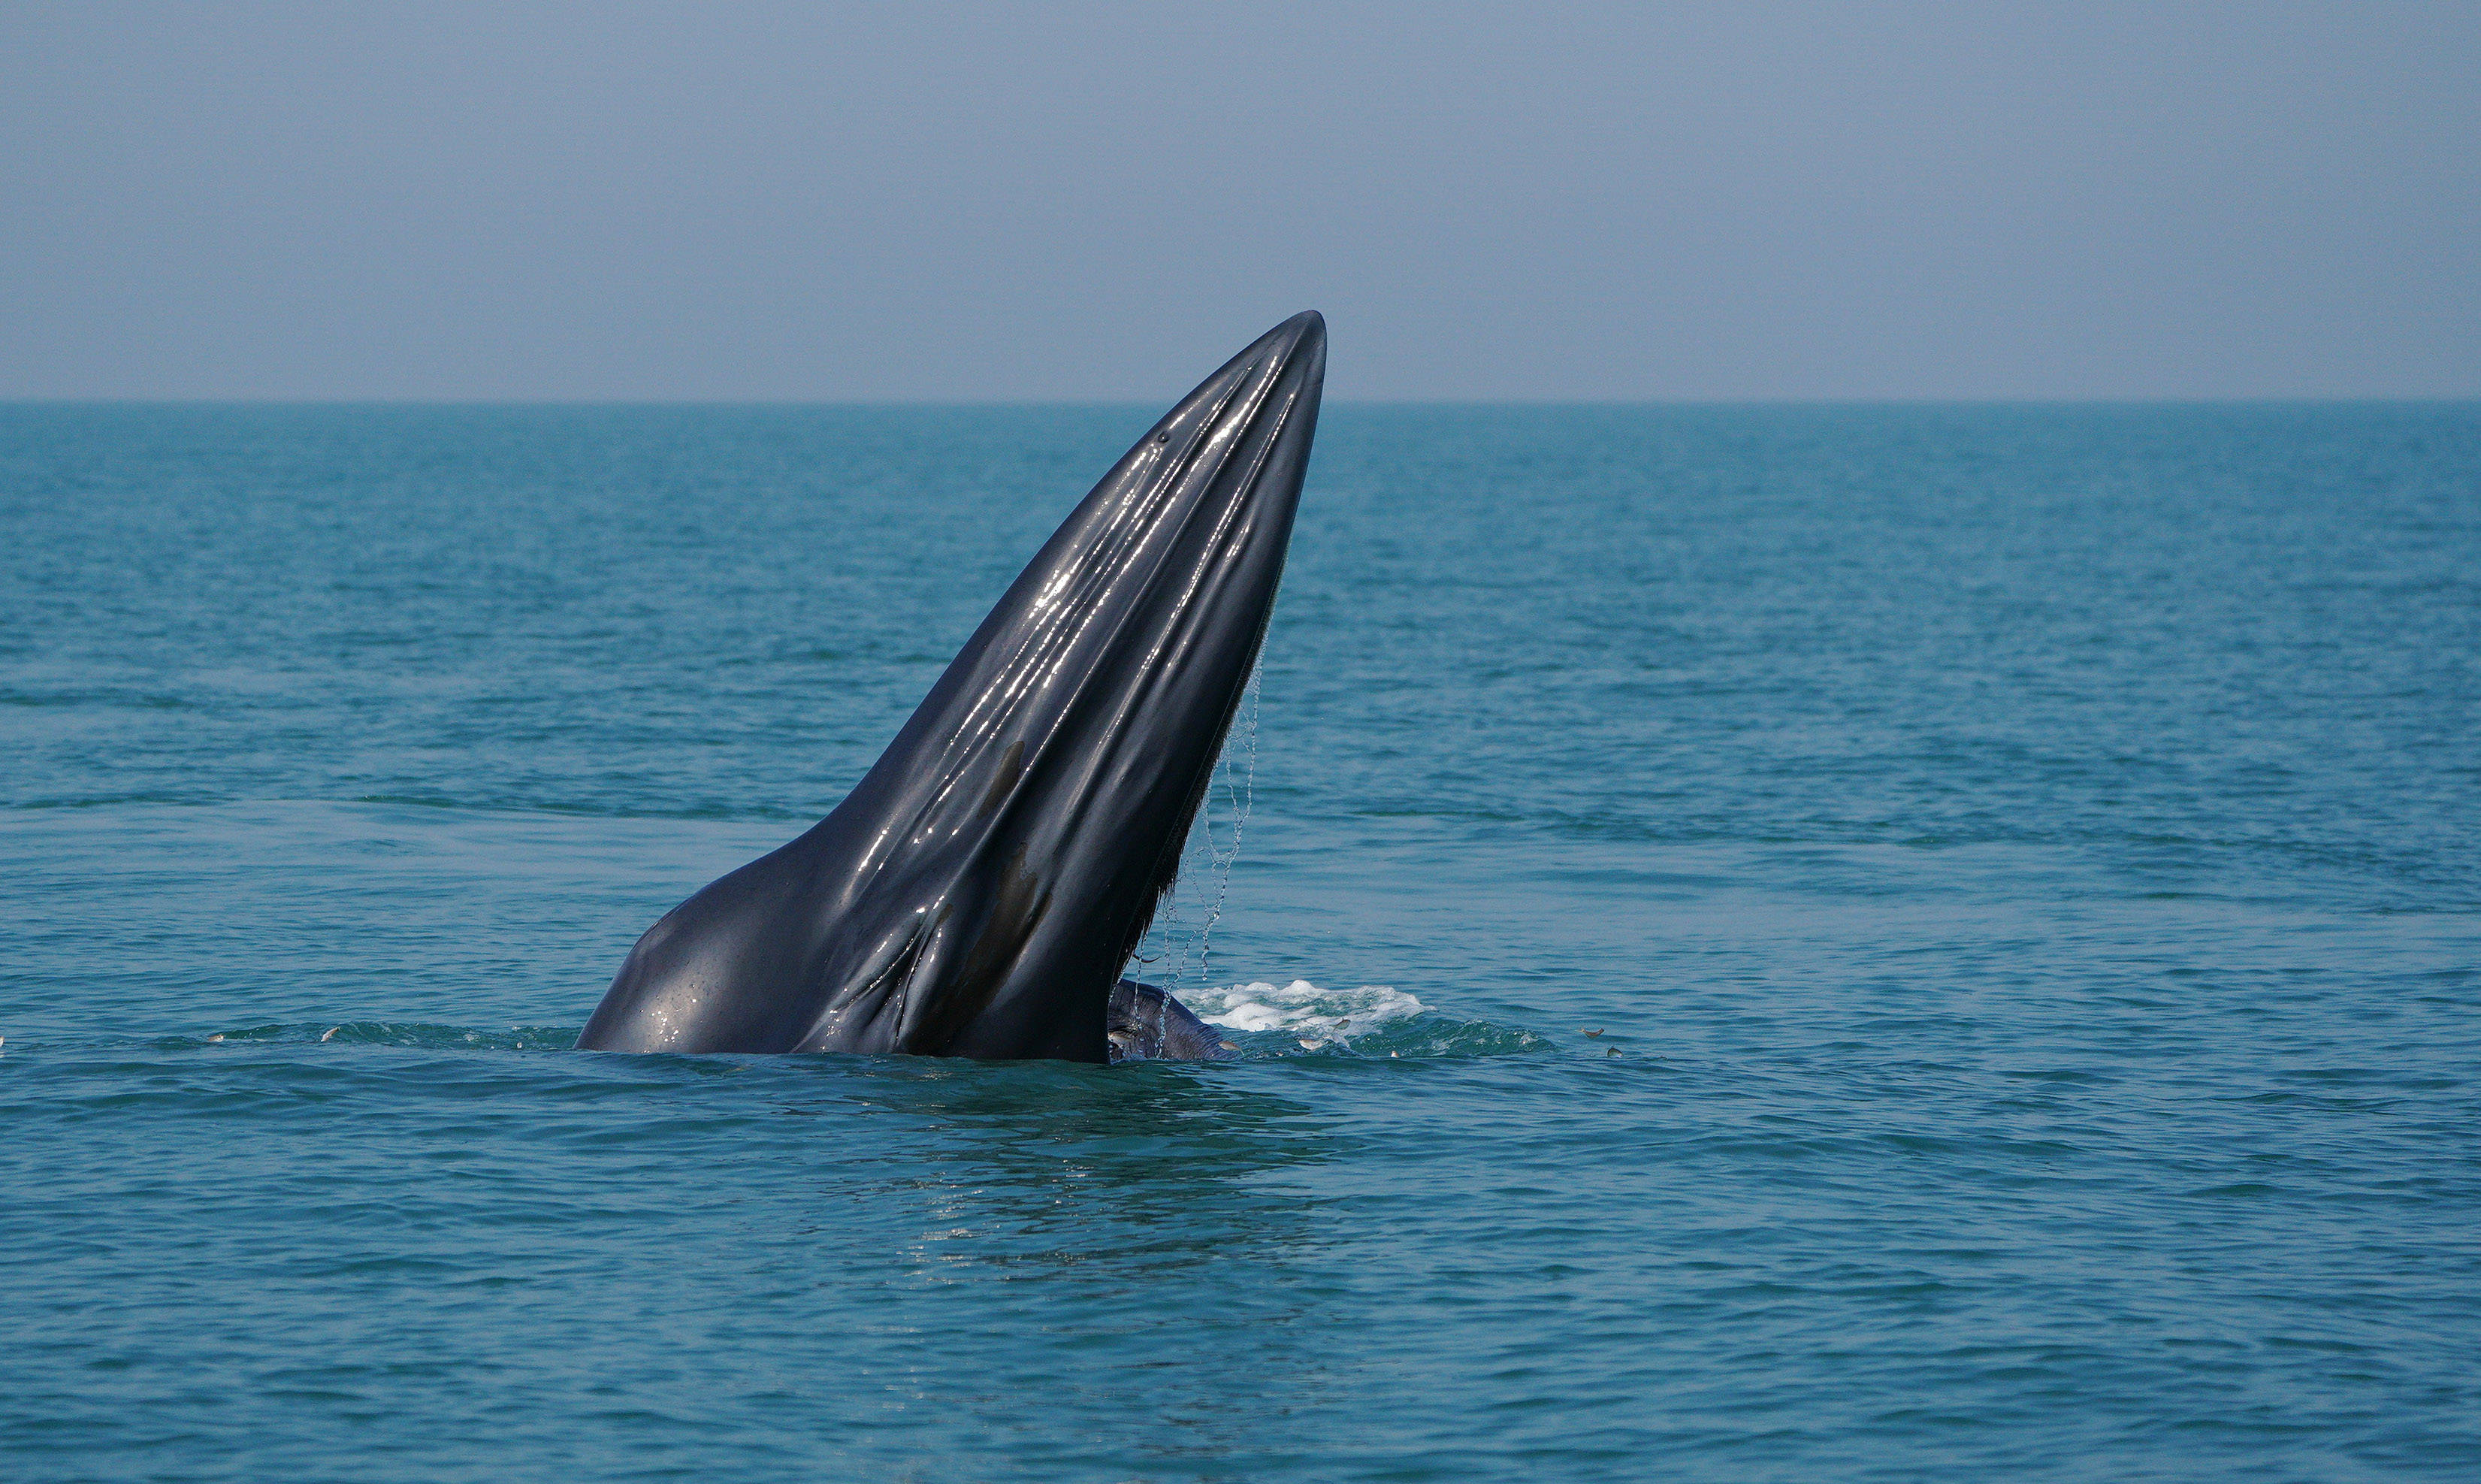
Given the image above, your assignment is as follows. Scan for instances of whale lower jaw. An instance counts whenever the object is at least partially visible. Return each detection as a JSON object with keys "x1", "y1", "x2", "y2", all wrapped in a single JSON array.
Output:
[{"x1": 1106, "y1": 981, "x2": 1240, "y2": 1063}]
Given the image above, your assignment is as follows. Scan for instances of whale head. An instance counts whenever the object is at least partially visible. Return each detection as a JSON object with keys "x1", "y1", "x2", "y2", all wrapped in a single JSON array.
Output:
[{"x1": 578, "y1": 312, "x2": 1325, "y2": 1059}]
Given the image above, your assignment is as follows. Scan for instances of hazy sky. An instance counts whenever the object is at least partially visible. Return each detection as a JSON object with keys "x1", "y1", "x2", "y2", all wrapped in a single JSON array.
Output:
[{"x1": 3, "y1": 2, "x2": 2475, "y2": 400}]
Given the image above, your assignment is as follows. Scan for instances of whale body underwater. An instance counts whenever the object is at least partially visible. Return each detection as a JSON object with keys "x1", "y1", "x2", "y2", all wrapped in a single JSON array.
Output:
[{"x1": 576, "y1": 312, "x2": 1327, "y2": 1062}]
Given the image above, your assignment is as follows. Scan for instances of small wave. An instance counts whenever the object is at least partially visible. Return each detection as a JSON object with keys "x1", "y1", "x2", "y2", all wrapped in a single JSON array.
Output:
[
  {"x1": 162, "y1": 990, "x2": 1550, "y2": 1063},
  {"x1": 185, "y1": 1022, "x2": 580, "y2": 1052},
  {"x1": 1181, "y1": 980, "x2": 1552, "y2": 1059},
  {"x1": 1186, "y1": 979, "x2": 1428, "y2": 1038}
]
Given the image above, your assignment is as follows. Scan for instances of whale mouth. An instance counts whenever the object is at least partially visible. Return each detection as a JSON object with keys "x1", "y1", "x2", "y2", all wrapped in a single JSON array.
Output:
[
  {"x1": 840, "y1": 311, "x2": 1328, "y2": 1059},
  {"x1": 577, "y1": 313, "x2": 1328, "y2": 1060}
]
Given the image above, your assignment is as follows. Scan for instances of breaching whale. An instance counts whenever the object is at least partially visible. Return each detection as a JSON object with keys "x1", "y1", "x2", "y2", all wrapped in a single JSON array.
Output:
[{"x1": 576, "y1": 311, "x2": 1325, "y2": 1062}]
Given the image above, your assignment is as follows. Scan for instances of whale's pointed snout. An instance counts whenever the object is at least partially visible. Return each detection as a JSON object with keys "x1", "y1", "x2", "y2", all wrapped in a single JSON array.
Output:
[
  {"x1": 1270, "y1": 309, "x2": 1325, "y2": 363},
  {"x1": 1212, "y1": 310, "x2": 1324, "y2": 413},
  {"x1": 1252, "y1": 310, "x2": 1325, "y2": 410}
]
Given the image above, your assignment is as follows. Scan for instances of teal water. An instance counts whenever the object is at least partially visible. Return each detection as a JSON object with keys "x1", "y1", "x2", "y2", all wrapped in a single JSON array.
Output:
[{"x1": 3, "y1": 403, "x2": 2476, "y2": 1481}]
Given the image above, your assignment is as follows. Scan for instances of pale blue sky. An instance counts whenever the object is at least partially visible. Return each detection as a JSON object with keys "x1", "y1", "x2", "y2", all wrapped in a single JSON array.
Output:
[{"x1": 2, "y1": 2, "x2": 2475, "y2": 399}]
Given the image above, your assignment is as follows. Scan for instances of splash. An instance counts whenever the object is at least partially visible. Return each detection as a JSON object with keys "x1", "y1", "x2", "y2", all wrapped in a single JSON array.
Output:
[
  {"x1": 1166, "y1": 979, "x2": 1554, "y2": 1059},
  {"x1": 1184, "y1": 979, "x2": 1429, "y2": 1042}
]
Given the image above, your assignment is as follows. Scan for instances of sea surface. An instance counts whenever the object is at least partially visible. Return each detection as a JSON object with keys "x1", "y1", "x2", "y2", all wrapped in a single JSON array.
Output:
[{"x1": 2, "y1": 401, "x2": 2476, "y2": 1482}]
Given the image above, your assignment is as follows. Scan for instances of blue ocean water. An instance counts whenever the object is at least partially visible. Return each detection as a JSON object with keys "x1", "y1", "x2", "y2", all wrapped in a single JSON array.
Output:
[{"x1": 2, "y1": 401, "x2": 2476, "y2": 1482}]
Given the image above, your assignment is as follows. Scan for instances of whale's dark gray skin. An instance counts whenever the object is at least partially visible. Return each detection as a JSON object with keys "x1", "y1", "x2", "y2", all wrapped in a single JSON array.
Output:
[
  {"x1": 577, "y1": 312, "x2": 1325, "y2": 1060},
  {"x1": 1107, "y1": 980, "x2": 1240, "y2": 1064}
]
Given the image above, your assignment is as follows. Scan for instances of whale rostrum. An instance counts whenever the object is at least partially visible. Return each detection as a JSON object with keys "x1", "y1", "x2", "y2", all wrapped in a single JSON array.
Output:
[{"x1": 576, "y1": 312, "x2": 1325, "y2": 1060}]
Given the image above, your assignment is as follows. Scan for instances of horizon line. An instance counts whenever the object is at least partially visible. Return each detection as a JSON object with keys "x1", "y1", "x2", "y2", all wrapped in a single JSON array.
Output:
[{"x1": 5, "y1": 394, "x2": 2477, "y2": 410}]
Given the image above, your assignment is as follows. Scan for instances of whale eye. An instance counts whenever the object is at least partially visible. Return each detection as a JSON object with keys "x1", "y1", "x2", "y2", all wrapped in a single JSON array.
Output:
[{"x1": 1156, "y1": 432, "x2": 1168, "y2": 445}]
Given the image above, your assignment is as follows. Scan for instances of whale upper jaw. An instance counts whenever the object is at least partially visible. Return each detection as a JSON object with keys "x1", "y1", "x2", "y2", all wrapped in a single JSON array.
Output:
[{"x1": 577, "y1": 313, "x2": 1326, "y2": 1059}]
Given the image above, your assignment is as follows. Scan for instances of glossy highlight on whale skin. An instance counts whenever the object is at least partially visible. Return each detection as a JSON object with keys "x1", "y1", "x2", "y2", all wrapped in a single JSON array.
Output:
[{"x1": 576, "y1": 313, "x2": 1326, "y2": 1060}]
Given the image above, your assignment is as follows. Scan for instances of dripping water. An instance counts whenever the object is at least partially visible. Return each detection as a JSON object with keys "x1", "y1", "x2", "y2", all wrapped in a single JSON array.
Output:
[{"x1": 1133, "y1": 659, "x2": 1262, "y2": 990}]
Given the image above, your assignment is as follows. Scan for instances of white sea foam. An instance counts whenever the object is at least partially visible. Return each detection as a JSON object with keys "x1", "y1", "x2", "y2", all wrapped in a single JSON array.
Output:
[{"x1": 1182, "y1": 979, "x2": 1427, "y2": 1046}]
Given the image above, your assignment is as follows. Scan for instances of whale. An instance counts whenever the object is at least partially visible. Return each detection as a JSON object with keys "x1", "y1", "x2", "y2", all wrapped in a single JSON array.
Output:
[{"x1": 576, "y1": 311, "x2": 1325, "y2": 1061}]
